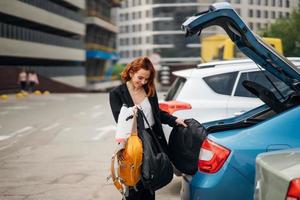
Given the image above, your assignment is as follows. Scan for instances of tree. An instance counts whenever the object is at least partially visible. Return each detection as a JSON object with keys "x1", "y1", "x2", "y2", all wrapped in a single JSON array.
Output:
[{"x1": 263, "y1": 7, "x2": 300, "y2": 57}]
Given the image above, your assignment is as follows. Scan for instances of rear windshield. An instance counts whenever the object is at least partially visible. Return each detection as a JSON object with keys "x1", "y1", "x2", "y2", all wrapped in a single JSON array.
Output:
[{"x1": 165, "y1": 77, "x2": 186, "y2": 101}]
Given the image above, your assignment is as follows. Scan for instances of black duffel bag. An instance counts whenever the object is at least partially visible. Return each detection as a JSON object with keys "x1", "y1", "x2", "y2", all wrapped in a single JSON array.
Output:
[
  {"x1": 137, "y1": 110, "x2": 173, "y2": 193},
  {"x1": 168, "y1": 118, "x2": 207, "y2": 175}
]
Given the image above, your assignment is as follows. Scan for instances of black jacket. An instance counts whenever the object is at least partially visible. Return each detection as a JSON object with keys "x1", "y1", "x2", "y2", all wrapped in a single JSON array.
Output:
[{"x1": 109, "y1": 83, "x2": 177, "y2": 153}]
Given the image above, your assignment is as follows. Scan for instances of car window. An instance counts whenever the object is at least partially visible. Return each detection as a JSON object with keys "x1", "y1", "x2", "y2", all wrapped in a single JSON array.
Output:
[
  {"x1": 165, "y1": 77, "x2": 186, "y2": 101},
  {"x1": 234, "y1": 70, "x2": 289, "y2": 98},
  {"x1": 203, "y1": 72, "x2": 238, "y2": 95}
]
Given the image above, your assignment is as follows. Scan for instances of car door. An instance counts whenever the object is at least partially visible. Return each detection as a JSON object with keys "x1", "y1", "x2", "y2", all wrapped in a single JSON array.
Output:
[{"x1": 226, "y1": 70, "x2": 264, "y2": 117}]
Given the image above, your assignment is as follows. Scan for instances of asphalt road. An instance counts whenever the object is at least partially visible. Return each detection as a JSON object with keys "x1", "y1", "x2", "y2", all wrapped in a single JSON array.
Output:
[{"x1": 0, "y1": 93, "x2": 181, "y2": 200}]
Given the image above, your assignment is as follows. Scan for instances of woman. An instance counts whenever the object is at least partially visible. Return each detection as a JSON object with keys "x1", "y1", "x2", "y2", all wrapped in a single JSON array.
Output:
[{"x1": 109, "y1": 56, "x2": 186, "y2": 200}]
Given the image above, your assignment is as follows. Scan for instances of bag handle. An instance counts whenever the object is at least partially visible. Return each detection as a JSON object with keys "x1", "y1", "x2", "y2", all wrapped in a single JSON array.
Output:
[{"x1": 138, "y1": 109, "x2": 165, "y2": 153}]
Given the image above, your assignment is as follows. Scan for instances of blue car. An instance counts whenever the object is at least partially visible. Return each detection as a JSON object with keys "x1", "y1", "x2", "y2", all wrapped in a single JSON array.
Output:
[{"x1": 180, "y1": 2, "x2": 300, "y2": 200}]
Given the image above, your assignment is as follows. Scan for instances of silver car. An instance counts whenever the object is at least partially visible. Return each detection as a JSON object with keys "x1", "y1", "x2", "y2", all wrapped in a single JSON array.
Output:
[{"x1": 255, "y1": 149, "x2": 300, "y2": 200}]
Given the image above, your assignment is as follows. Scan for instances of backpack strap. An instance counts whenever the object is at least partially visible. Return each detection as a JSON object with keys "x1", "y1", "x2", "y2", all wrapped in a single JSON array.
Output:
[
  {"x1": 109, "y1": 153, "x2": 126, "y2": 199},
  {"x1": 138, "y1": 109, "x2": 165, "y2": 153}
]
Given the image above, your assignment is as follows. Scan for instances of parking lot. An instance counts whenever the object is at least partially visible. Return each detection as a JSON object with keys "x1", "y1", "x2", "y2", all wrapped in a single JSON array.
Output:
[{"x1": 0, "y1": 93, "x2": 181, "y2": 200}]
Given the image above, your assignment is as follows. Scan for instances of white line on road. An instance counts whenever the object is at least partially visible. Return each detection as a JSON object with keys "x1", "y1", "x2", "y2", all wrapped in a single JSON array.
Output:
[
  {"x1": 0, "y1": 126, "x2": 33, "y2": 141},
  {"x1": 5, "y1": 106, "x2": 29, "y2": 110},
  {"x1": 62, "y1": 127, "x2": 71, "y2": 132},
  {"x1": 11, "y1": 126, "x2": 33, "y2": 136},
  {"x1": 0, "y1": 135, "x2": 11, "y2": 141},
  {"x1": 91, "y1": 112, "x2": 103, "y2": 119},
  {"x1": 0, "y1": 141, "x2": 17, "y2": 151},
  {"x1": 42, "y1": 123, "x2": 60, "y2": 131},
  {"x1": 93, "y1": 125, "x2": 116, "y2": 141},
  {"x1": 93, "y1": 105, "x2": 103, "y2": 110}
]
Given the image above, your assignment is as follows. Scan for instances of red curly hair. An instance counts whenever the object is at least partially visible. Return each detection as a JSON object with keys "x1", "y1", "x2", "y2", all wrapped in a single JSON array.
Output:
[{"x1": 121, "y1": 56, "x2": 156, "y2": 97}]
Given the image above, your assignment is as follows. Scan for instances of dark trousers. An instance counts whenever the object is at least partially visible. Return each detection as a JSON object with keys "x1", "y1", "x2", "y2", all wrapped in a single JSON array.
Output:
[
  {"x1": 20, "y1": 81, "x2": 26, "y2": 91},
  {"x1": 125, "y1": 187, "x2": 155, "y2": 200}
]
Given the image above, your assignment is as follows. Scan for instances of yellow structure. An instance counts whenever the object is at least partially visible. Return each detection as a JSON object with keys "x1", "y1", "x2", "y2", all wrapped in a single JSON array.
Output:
[{"x1": 201, "y1": 34, "x2": 283, "y2": 62}]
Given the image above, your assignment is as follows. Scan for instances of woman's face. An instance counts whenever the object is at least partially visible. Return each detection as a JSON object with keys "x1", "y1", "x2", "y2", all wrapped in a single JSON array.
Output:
[{"x1": 130, "y1": 68, "x2": 151, "y2": 89}]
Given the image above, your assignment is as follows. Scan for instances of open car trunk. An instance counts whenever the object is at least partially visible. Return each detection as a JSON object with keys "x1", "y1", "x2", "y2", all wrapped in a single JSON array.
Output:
[{"x1": 181, "y1": 2, "x2": 300, "y2": 132}]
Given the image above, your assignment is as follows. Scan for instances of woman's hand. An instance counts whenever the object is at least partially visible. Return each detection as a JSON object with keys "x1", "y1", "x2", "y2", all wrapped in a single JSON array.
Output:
[{"x1": 175, "y1": 118, "x2": 187, "y2": 127}]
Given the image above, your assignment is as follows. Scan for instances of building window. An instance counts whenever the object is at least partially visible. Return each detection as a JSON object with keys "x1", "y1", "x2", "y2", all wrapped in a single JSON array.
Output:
[
  {"x1": 264, "y1": 10, "x2": 268, "y2": 18},
  {"x1": 286, "y1": 12, "x2": 290, "y2": 18},
  {"x1": 256, "y1": 10, "x2": 261, "y2": 18},
  {"x1": 146, "y1": 23, "x2": 150, "y2": 30},
  {"x1": 279, "y1": 0, "x2": 283, "y2": 6},
  {"x1": 257, "y1": 23, "x2": 261, "y2": 29},
  {"x1": 249, "y1": 0, "x2": 254, "y2": 4},
  {"x1": 272, "y1": 0, "x2": 276, "y2": 6},
  {"x1": 264, "y1": 0, "x2": 268, "y2": 5},
  {"x1": 286, "y1": 0, "x2": 290, "y2": 7},
  {"x1": 257, "y1": 0, "x2": 261, "y2": 5},
  {"x1": 248, "y1": 9, "x2": 253, "y2": 17},
  {"x1": 235, "y1": 0, "x2": 241, "y2": 3},
  {"x1": 271, "y1": 11, "x2": 276, "y2": 18}
]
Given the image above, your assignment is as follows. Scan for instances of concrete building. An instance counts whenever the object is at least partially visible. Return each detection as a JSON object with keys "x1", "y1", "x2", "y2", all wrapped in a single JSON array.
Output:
[
  {"x1": 116, "y1": 0, "x2": 299, "y2": 66},
  {"x1": 0, "y1": 0, "x2": 86, "y2": 88},
  {"x1": 85, "y1": 0, "x2": 120, "y2": 90}
]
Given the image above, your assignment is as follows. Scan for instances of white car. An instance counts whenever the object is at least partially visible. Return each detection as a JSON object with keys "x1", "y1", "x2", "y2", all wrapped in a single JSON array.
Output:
[
  {"x1": 255, "y1": 149, "x2": 300, "y2": 200},
  {"x1": 160, "y1": 58, "x2": 300, "y2": 140}
]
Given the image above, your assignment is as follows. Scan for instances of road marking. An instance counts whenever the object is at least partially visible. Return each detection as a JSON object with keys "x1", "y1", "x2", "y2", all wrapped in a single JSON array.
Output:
[
  {"x1": 0, "y1": 126, "x2": 33, "y2": 141},
  {"x1": 91, "y1": 112, "x2": 103, "y2": 119},
  {"x1": 0, "y1": 141, "x2": 17, "y2": 150},
  {"x1": 0, "y1": 135, "x2": 11, "y2": 141},
  {"x1": 93, "y1": 125, "x2": 116, "y2": 140},
  {"x1": 72, "y1": 94, "x2": 87, "y2": 98},
  {"x1": 5, "y1": 106, "x2": 29, "y2": 110},
  {"x1": 62, "y1": 127, "x2": 71, "y2": 132},
  {"x1": 93, "y1": 105, "x2": 102, "y2": 110},
  {"x1": 42, "y1": 123, "x2": 60, "y2": 131},
  {"x1": 11, "y1": 126, "x2": 33, "y2": 136}
]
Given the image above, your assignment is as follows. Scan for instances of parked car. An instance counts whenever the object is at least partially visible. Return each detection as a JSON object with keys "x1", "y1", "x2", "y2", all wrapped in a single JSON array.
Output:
[
  {"x1": 254, "y1": 149, "x2": 300, "y2": 200},
  {"x1": 180, "y1": 2, "x2": 300, "y2": 200},
  {"x1": 159, "y1": 58, "x2": 300, "y2": 140}
]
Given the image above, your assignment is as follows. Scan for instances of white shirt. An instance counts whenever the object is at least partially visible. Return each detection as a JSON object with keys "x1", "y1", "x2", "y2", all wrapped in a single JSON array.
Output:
[{"x1": 139, "y1": 97, "x2": 155, "y2": 128}]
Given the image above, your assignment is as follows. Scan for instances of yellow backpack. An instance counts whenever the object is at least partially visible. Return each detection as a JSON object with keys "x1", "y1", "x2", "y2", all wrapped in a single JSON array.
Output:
[{"x1": 110, "y1": 113, "x2": 143, "y2": 195}]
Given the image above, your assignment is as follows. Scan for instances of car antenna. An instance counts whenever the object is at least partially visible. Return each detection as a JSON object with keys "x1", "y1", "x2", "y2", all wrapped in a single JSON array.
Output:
[{"x1": 255, "y1": 63, "x2": 285, "y2": 100}]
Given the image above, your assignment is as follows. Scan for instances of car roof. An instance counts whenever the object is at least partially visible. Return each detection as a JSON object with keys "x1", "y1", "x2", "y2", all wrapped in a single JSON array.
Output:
[{"x1": 173, "y1": 57, "x2": 300, "y2": 78}]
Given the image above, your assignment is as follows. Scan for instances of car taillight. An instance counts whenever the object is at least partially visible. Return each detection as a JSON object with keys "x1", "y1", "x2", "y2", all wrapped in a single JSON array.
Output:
[
  {"x1": 286, "y1": 178, "x2": 300, "y2": 200},
  {"x1": 159, "y1": 100, "x2": 191, "y2": 114},
  {"x1": 198, "y1": 139, "x2": 230, "y2": 173}
]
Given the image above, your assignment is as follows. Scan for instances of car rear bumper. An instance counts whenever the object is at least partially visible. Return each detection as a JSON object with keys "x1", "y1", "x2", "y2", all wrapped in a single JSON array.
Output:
[{"x1": 181, "y1": 163, "x2": 254, "y2": 200}]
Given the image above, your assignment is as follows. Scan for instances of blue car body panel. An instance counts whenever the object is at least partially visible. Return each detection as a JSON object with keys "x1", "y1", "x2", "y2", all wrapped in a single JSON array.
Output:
[
  {"x1": 181, "y1": 2, "x2": 300, "y2": 200},
  {"x1": 185, "y1": 106, "x2": 300, "y2": 200}
]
